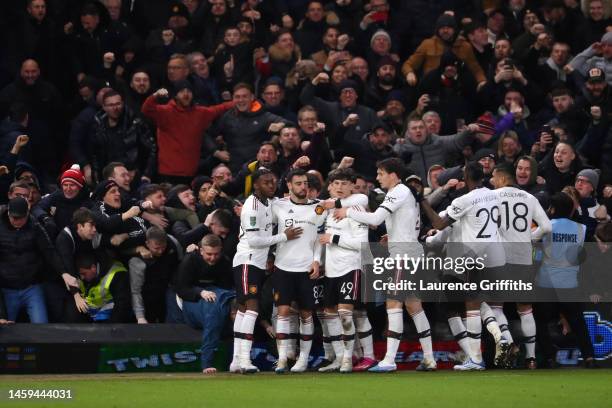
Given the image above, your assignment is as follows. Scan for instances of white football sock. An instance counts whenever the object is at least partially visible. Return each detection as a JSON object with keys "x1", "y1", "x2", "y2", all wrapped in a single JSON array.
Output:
[{"x1": 383, "y1": 308, "x2": 403, "y2": 365}]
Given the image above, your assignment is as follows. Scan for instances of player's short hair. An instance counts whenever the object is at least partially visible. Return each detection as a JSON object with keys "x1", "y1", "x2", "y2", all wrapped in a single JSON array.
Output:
[
  {"x1": 201, "y1": 234, "x2": 222, "y2": 248},
  {"x1": 464, "y1": 161, "x2": 484, "y2": 183},
  {"x1": 146, "y1": 226, "x2": 167, "y2": 243},
  {"x1": 493, "y1": 162, "x2": 515, "y2": 182},
  {"x1": 286, "y1": 168, "x2": 307, "y2": 183},
  {"x1": 307, "y1": 173, "x2": 322, "y2": 192},
  {"x1": 550, "y1": 192, "x2": 575, "y2": 218},
  {"x1": 328, "y1": 168, "x2": 356, "y2": 183},
  {"x1": 140, "y1": 183, "x2": 164, "y2": 199},
  {"x1": 376, "y1": 158, "x2": 405, "y2": 179},
  {"x1": 72, "y1": 207, "x2": 95, "y2": 226},
  {"x1": 252, "y1": 167, "x2": 273, "y2": 184}
]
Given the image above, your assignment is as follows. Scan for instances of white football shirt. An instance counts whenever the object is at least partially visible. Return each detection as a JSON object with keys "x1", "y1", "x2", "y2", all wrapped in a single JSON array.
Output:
[
  {"x1": 233, "y1": 195, "x2": 286, "y2": 269},
  {"x1": 445, "y1": 187, "x2": 505, "y2": 267},
  {"x1": 347, "y1": 183, "x2": 421, "y2": 257},
  {"x1": 324, "y1": 197, "x2": 369, "y2": 278},
  {"x1": 496, "y1": 186, "x2": 551, "y2": 265},
  {"x1": 273, "y1": 198, "x2": 326, "y2": 272}
]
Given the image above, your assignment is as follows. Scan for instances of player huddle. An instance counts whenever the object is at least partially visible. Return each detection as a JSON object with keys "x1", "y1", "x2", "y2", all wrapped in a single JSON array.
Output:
[{"x1": 231, "y1": 156, "x2": 555, "y2": 373}]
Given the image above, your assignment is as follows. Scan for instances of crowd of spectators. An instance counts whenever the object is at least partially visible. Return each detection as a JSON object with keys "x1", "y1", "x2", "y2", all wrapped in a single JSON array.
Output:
[{"x1": 0, "y1": 0, "x2": 611, "y2": 369}]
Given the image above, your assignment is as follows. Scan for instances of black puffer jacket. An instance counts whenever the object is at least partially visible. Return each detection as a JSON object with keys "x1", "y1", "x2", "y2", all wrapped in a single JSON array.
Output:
[
  {"x1": 0, "y1": 211, "x2": 63, "y2": 289},
  {"x1": 211, "y1": 101, "x2": 291, "y2": 173},
  {"x1": 90, "y1": 107, "x2": 156, "y2": 183}
]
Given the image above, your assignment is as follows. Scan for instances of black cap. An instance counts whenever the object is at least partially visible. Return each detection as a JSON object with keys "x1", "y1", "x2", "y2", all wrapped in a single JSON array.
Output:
[
  {"x1": 8, "y1": 197, "x2": 29, "y2": 218},
  {"x1": 472, "y1": 148, "x2": 496, "y2": 162},
  {"x1": 587, "y1": 67, "x2": 605, "y2": 83}
]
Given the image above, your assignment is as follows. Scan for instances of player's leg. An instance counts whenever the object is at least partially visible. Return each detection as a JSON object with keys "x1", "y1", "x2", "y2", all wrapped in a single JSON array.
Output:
[
  {"x1": 231, "y1": 265, "x2": 247, "y2": 373},
  {"x1": 406, "y1": 299, "x2": 436, "y2": 371},
  {"x1": 481, "y1": 302, "x2": 510, "y2": 367},
  {"x1": 353, "y1": 308, "x2": 377, "y2": 371},
  {"x1": 315, "y1": 308, "x2": 334, "y2": 365},
  {"x1": 237, "y1": 266, "x2": 267, "y2": 373},
  {"x1": 517, "y1": 302, "x2": 537, "y2": 369},
  {"x1": 287, "y1": 304, "x2": 299, "y2": 362},
  {"x1": 447, "y1": 303, "x2": 470, "y2": 364},
  {"x1": 291, "y1": 273, "x2": 316, "y2": 373},
  {"x1": 454, "y1": 299, "x2": 485, "y2": 370},
  {"x1": 314, "y1": 277, "x2": 334, "y2": 369},
  {"x1": 318, "y1": 276, "x2": 344, "y2": 371},
  {"x1": 272, "y1": 269, "x2": 297, "y2": 373},
  {"x1": 338, "y1": 302, "x2": 355, "y2": 372},
  {"x1": 369, "y1": 299, "x2": 403, "y2": 372},
  {"x1": 335, "y1": 270, "x2": 359, "y2": 372}
]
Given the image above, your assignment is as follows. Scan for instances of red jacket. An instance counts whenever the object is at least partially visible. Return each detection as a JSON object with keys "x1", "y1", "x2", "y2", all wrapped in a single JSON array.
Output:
[{"x1": 142, "y1": 96, "x2": 233, "y2": 177}]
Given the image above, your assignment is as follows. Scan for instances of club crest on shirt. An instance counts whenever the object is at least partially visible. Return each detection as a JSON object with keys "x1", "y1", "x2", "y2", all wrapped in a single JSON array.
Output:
[
  {"x1": 452, "y1": 205, "x2": 462, "y2": 214},
  {"x1": 273, "y1": 292, "x2": 280, "y2": 302},
  {"x1": 315, "y1": 205, "x2": 325, "y2": 215},
  {"x1": 249, "y1": 216, "x2": 256, "y2": 226},
  {"x1": 249, "y1": 285, "x2": 258, "y2": 294}
]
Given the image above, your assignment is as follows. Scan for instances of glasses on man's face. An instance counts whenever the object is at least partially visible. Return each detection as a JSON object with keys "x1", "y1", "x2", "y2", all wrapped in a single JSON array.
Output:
[
  {"x1": 168, "y1": 65, "x2": 186, "y2": 71},
  {"x1": 13, "y1": 193, "x2": 29, "y2": 199}
]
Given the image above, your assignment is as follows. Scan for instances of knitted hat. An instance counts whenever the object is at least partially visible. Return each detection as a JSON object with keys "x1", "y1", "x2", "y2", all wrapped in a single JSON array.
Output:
[
  {"x1": 370, "y1": 30, "x2": 391, "y2": 47},
  {"x1": 386, "y1": 89, "x2": 407, "y2": 106},
  {"x1": 338, "y1": 79, "x2": 359, "y2": 94},
  {"x1": 476, "y1": 112, "x2": 496, "y2": 136},
  {"x1": 577, "y1": 169, "x2": 599, "y2": 190},
  {"x1": 93, "y1": 180, "x2": 118, "y2": 201},
  {"x1": 60, "y1": 164, "x2": 85, "y2": 188},
  {"x1": 436, "y1": 14, "x2": 457, "y2": 31},
  {"x1": 8, "y1": 197, "x2": 29, "y2": 218},
  {"x1": 377, "y1": 55, "x2": 396, "y2": 70}
]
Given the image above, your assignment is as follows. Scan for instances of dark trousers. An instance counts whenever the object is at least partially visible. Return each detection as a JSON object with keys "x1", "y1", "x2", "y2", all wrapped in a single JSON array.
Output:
[
  {"x1": 43, "y1": 280, "x2": 68, "y2": 323},
  {"x1": 534, "y1": 301, "x2": 595, "y2": 360}
]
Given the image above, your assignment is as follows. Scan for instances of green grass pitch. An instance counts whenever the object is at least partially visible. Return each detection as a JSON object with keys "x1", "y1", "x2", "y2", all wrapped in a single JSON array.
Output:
[{"x1": 1, "y1": 370, "x2": 611, "y2": 408}]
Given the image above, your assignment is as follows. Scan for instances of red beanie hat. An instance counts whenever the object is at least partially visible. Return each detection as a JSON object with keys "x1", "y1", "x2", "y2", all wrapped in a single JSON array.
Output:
[{"x1": 61, "y1": 164, "x2": 85, "y2": 188}]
